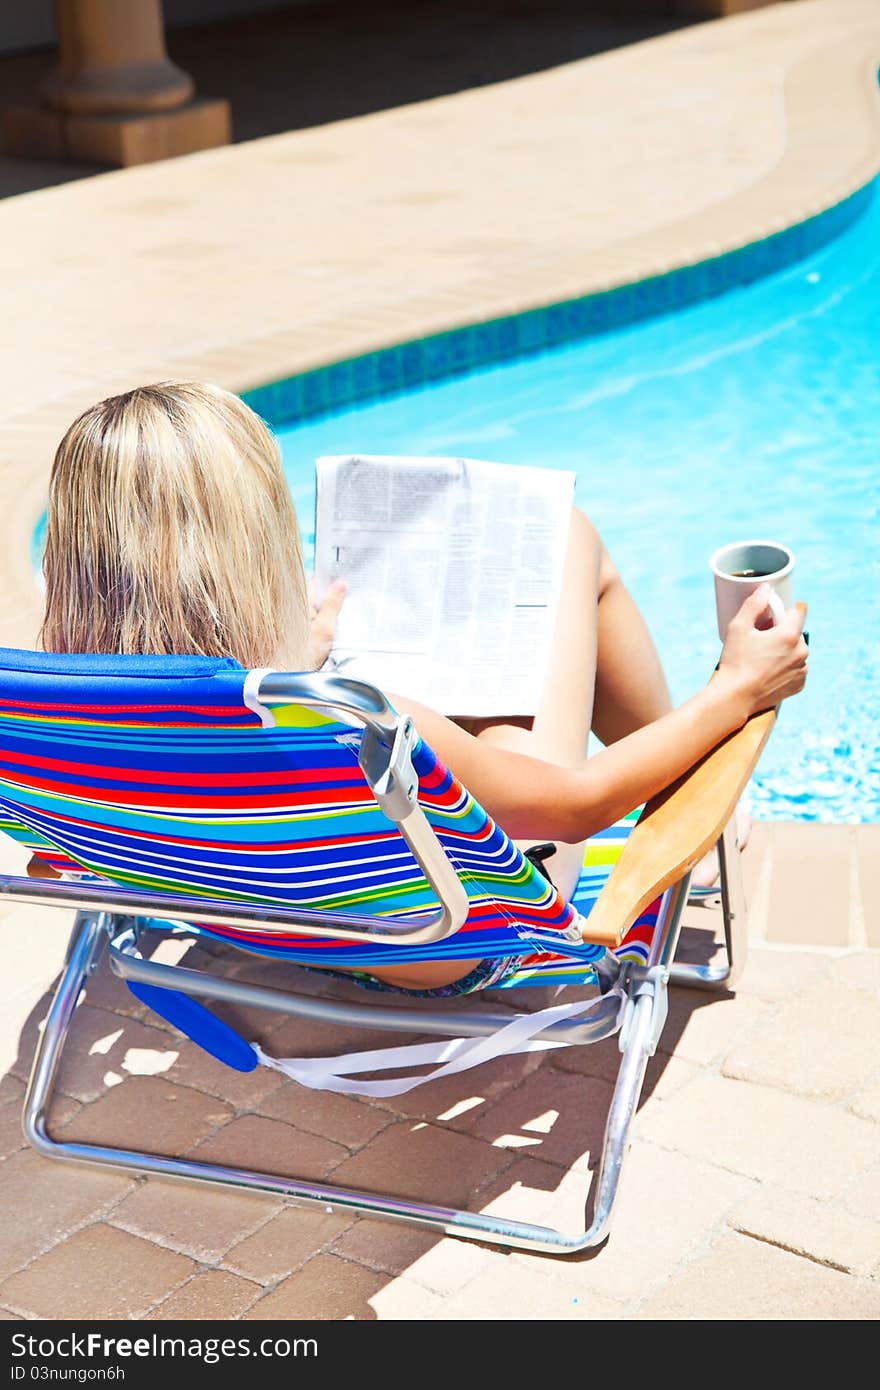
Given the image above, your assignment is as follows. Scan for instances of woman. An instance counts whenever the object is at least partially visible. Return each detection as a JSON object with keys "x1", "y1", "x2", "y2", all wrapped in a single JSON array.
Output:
[{"x1": 37, "y1": 381, "x2": 808, "y2": 991}]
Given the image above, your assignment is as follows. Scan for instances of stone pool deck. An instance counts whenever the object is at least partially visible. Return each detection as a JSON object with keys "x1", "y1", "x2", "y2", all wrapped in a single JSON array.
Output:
[
  {"x1": 0, "y1": 884, "x2": 878, "y2": 1321},
  {"x1": 0, "y1": 0, "x2": 878, "y2": 1320}
]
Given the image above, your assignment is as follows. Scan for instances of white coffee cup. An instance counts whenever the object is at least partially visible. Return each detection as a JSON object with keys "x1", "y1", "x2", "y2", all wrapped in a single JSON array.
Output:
[{"x1": 710, "y1": 539, "x2": 795, "y2": 640}]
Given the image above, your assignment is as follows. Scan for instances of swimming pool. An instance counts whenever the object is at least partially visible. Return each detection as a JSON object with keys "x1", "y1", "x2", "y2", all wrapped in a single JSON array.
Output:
[{"x1": 276, "y1": 181, "x2": 880, "y2": 824}]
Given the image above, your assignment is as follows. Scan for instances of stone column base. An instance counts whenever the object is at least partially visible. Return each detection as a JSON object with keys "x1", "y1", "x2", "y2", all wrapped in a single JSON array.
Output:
[
  {"x1": 3, "y1": 98, "x2": 231, "y2": 167},
  {"x1": 675, "y1": 0, "x2": 785, "y2": 15}
]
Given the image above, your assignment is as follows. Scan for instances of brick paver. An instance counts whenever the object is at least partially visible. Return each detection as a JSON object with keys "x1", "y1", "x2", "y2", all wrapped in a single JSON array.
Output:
[
  {"x1": 636, "y1": 1230, "x2": 880, "y2": 1320},
  {"x1": 839, "y1": 1166, "x2": 880, "y2": 1225},
  {"x1": 463, "y1": 1068, "x2": 612, "y2": 1171},
  {"x1": 436, "y1": 1263, "x2": 627, "y2": 1321},
  {"x1": 367, "y1": 1278, "x2": 447, "y2": 1321},
  {"x1": 828, "y1": 952, "x2": 880, "y2": 994},
  {"x1": 163, "y1": 1031, "x2": 286, "y2": 1108},
  {"x1": 516, "y1": 1143, "x2": 751, "y2": 1305},
  {"x1": 733, "y1": 946, "x2": 830, "y2": 1001},
  {"x1": 653, "y1": 988, "x2": 771, "y2": 1067},
  {"x1": 222, "y1": 1207, "x2": 354, "y2": 1286},
  {"x1": 328, "y1": 1219, "x2": 439, "y2": 1279},
  {"x1": 0, "y1": 1074, "x2": 24, "y2": 1106},
  {"x1": 329, "y1": 1118, "x2": 517, "y2": 1206},
  {"x1": 640, "y1": 1074, "x2": 880, "y2": 1199},
  {"x1": 765, "y1": 824, "x2": 853, "y2": 946},
  {"x1": 254, "y1": 1079, "x2": 394, "y2": 1149},
  {"x1": 722, "y1": 982, "x2": 880, "y2": 1101},
  {"x1": 0, "y1": 1224, "x2": 194, "y2": 1320},
  {"x1": 242, "y1": 1254, "x2": 386, "y2": 1321},
  {"x1": 413, "y1": 1241, "x2": 506, "y2": 1306},
  {"x1": 0, "y1": 1090, "x2": 79, "y2": 1163},
  {"x1": 189, "y1": 1113, "x2": 349, "y2": 1178},
  {"x1": 551, "y1": 1034, "x2": 701, "y2": 1100},
  {"x1": 59, "y1": 1074, "x2": 234, "y2": 1154},
  {"x1": 0, "y1": 1082, "x2": 27, "y2": 1162},
  {"x1": 729, "y1": 1187, "x2": 880, "y2": 1277},
  {"x1": 0, "y1": 1150, "x2": 134, "y2": 1283},
  {"x1": 369, "y1": 1047, "x2": 547, "y2": 1126},
  {"x1": 850, "y1": 1084, "x2": 880, "y2": 1125},
  {"x1": 111, "y1": 1179, "x2": 276, "y2": 1264},
  {"x1": 147, "y1": 1270, "x2": 264, "y2": 1321},
  {"x1": 38, "y1": 1005, "x2": 184, "y2": 1105},
  {"x1": 855, "y1": 827, "x2": 880, "y2": 947}
]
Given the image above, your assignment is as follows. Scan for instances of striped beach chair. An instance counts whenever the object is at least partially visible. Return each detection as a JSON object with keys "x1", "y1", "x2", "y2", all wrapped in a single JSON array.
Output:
[{"x1": 0, "y1": 649, "x2": 771, "y2": 1254}]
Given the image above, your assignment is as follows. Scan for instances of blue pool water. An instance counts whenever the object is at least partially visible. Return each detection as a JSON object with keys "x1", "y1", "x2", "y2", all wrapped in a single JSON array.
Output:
[{"x1": 277, "y1": 185, "x2": 880, "y2": 823}]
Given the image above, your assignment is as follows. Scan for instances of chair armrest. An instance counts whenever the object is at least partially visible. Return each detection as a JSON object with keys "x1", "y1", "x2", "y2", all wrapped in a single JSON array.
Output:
[{"x1": 581, "y1": 707, "x2": 776, "y2": 948}]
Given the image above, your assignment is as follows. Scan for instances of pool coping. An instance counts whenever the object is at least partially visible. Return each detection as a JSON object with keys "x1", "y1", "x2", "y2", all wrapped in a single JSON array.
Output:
[
  {"x1": 2, "y1": 6, "x2": 880, "y2": 648},
  {"x1": 242, "y1": 176, "x2": 875, "y2": 431}
]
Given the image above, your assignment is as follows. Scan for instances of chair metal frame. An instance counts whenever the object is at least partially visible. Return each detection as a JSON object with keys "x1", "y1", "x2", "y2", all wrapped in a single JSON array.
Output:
[{"x1": 2, "y1": 673, "x2": 749, "y2": 1257}]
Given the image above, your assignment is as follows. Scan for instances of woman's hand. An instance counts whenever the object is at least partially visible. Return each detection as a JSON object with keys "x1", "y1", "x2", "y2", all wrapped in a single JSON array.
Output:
[
  {"x1": 393, "y1": 584, "x2": 808, "y2": 852},
  {"x1": 715, "y1": 585, "x2": 808, "y2": 718},
  {"x1": 306, "y1": 579, "x2": 347, "y2": 670}
]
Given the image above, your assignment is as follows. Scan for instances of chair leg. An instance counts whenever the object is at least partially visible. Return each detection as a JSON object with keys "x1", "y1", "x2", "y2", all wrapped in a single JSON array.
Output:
[
  {"x1": 669, "y1": 816, "x2": 749, "y2": 991},
  {"x1": 22, "y1": 912, "x2": 666, "y2": 1256},
  {"x1": 24, "y1": 910, "x2": 114, "y2": 1158}
]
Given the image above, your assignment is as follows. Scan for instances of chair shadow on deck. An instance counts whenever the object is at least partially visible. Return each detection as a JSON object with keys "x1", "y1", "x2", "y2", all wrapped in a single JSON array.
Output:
[{"x1": 1, "y1": 909, "x2": 734, "y2": 1316}]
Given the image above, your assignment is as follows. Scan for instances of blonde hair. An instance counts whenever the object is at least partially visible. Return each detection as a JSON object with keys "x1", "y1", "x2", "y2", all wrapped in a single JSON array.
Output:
[{"x1": 40, "y1": 381, "x2": 310, "y2": 669}]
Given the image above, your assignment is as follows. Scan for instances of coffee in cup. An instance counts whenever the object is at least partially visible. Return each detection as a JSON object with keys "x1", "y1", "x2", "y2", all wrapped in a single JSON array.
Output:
[{"x1": 710, "y1": 539, "x2": 795, "y2": 640}]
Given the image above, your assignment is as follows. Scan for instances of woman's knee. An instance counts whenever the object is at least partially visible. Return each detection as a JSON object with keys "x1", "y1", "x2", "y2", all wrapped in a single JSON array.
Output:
[
  {"x1": 571, "y1": 506, "x2": 618, "y2": 597},
  {"x1": 474, "y1": 721, "x2": 535, "y2": 752}
]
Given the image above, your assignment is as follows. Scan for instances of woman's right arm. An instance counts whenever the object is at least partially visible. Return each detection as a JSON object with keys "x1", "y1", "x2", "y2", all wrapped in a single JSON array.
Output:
[{"x1": 393, "y1": 587, "x2": 808, "y2": 844}]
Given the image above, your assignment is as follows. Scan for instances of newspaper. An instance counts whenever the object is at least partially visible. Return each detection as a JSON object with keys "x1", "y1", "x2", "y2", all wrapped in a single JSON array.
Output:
[{"x1": 314, "y1": 454, "x2": 575, "y2": 716}]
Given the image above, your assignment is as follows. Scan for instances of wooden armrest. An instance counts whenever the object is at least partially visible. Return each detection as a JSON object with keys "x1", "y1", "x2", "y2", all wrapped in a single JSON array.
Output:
[{"x1": 581, "y1": 708, "x2": 776, "y2": 948}]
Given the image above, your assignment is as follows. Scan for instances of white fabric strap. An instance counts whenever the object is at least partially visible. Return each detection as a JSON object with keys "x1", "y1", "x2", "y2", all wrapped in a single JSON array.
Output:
[
  {"x1": 252, "y1": 984, "x2": 625, "y2": 1098},
  {"x1": 242, "y1": 668, "x2": 278, "y2": 728}
]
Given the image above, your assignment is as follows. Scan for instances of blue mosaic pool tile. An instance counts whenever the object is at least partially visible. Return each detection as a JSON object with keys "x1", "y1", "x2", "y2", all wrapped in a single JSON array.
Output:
[
  {"x1": 274, "y1": 376, "x2": 301, "y2": 420},
  {"x1": 584, "y1": 292, "x2": 612, "y2": 333},
  {"x1": 682, "y1": 266, "x2": 706, "y2": 305},
  {"x1": 301, "y1": 370, "x2": 330, "y2": 416},
  {"x1": 248, "y1": 177, "x2": 876, "y2": 430},
  {"x1": 418, "y1": 333, "x2": 451, "y2": 379},
  {"x1": 243, "y1": 382, "x2": 275, "y2": 421},
  {"x1": 497, "y1": 316, "x2": 522, "y2": 355},
  {"x1": 544, "y1": 305, "x2": 566, "y2": 344},
  {"x1": 469, "y1": 321, "x2": 502, "y2": 365},
  {"x1": 375, "y1": 349, "x2": 404, "y2": 391},
  {"x1": 352, "y1": 353, "x2": 379, "y2": 395},
  {"x1": 399, "y1": 340, "x2": 426, "y2": 385},
  {"x1": 634, "y1": 279, "x2": 659, "y2": 320},
  {"x1": 324, "y1": 361, "x2": 357, "y2": 409},
  {"x1": 511, "y1": 311, "x2": 544, "y2": 353},
  {"x1": 747, "y1": 238, "x2": 771, "y2": 277},
  {"x1": 650, "y1": 273, "x2": 677, "y2": 315},
  {"x1": 447, "y1": 333, "x2": 476, "y2": 372}
]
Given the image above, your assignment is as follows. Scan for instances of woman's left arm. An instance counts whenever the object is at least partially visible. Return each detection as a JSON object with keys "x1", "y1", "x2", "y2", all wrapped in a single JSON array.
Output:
[{"x1": 306, "y1": 580, "x2": 347, "y2": 670}]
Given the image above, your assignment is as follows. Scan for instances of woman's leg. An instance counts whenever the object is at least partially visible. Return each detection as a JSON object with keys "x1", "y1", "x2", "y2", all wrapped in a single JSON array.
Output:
[
  {"x1": 369, "y1": 508, "x2": 670, "y2": 986},
  {"x1": 592, "y1": 547, "x2": 672, "y2": 745},
  {"x1": 473, "y1": 508, "x2": 671, "y2": 899}
]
